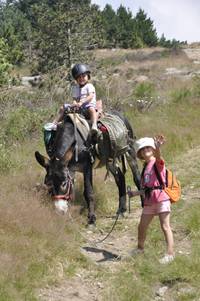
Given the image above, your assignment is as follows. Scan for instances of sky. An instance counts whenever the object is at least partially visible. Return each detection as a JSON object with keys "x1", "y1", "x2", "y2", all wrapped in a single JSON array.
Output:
[{"x1": 91, "y1": 0, "x2": 200, "y2": 43}]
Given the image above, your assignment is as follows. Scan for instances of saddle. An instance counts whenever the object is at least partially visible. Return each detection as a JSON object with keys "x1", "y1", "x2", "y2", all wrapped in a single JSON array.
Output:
[
  {"x1": 44, "y1": 104, "x2": 129, "y2": 165},
  {"x1": 67, "y1": 113, "x2": 90, "y2": 141},
  {"x1": 63, "y1": 99, "x2": 103, "y2": 140}
]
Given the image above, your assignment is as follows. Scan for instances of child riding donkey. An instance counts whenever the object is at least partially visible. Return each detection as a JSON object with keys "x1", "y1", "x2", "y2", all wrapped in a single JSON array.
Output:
[{"x1": 53, "y1": 63, "x2": 99, "y2": 134}]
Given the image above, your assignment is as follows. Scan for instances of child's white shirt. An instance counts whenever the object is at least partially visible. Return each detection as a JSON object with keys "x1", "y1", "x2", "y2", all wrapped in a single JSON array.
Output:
[{"x1": 71, "y1": 83, "x2": 96, "y2": 106}]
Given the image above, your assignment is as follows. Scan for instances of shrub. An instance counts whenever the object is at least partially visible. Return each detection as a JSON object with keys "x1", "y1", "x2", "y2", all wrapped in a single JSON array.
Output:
[
  {"x1": 134, "y1": 82, "x2": 155, "y2": 99},
  {"x1": 4, "y1": 107, "x2": 44, "y2": 142},
  {"x1": 0, "y1": 143, "x2": 13, "y2": 172},
  {"x1": 0, "y1": 38, "x2": 12, "y2": 86},
  {"x1": 170, "y1": 88, "x2": 191, "y2": 103}
]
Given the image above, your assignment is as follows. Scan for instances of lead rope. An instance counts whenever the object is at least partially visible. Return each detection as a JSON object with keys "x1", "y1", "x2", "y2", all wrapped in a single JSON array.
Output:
[
  {"x1": 67, "y1": 210, "x2": 120, "y2": 246},
  {"x1": 93, "y1": 212, "x2": 120, "y2": 244}
]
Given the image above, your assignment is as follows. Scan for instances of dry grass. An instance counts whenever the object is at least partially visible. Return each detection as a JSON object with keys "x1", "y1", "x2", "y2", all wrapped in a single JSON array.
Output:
[
  {"x1": 1, "y1": 46, "x2": 200, "y2": 300},
  {"x1": 0, "y1": 141, "x2": 91, "y2": 300}
]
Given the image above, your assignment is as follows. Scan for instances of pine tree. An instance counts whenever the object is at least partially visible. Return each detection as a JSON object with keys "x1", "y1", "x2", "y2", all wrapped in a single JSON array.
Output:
[
  {"x1": 32, "y1": 1, "x2": 104, "y2": 71},
  {"x1": 101, "y1": 4, "x2": 118, "y2": 47},
  {"x1": 134, "y1": 8, "x2": 158, "y2": 47},
  {"x1": 0, "y1": 2, "x2": 31, "y2": 64},
  {"x1": 0, "y1": 37, "x2": 12, "y2": 85},
  {"x1": 116, "y1": 5, "x2": 134, "y2": 48}
]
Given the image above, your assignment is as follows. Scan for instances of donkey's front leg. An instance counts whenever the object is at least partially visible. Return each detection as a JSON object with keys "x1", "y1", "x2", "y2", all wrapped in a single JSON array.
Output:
[
  {"x1": 126, "y1": 148, "x2": 144, "y2": 207},
  {"x1": 83, "y1": 163, "x2": 96, "y2": 225},
  {"x1": 126, "y1": 148, "x2": 141, "y2": 190},
  {"x1": 108, "y1": 163, "x2": 127, "y2": 215}
]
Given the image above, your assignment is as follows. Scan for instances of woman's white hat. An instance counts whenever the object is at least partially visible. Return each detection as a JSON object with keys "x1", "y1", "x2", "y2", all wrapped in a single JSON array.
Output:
[{"x1": 134, "y1": 137, "x2": 156, "y2": 159}]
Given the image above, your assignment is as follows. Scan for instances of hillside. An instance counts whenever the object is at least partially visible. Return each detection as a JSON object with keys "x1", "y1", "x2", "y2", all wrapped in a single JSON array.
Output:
[{"x1": 0, "y1": 47, "x2": 200, "y2": 300}]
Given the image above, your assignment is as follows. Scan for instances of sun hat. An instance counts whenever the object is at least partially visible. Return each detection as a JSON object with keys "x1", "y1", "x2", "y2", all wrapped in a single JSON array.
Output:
[{"x1": 134, "y1": 137, "x2": 156, "y2": 159}]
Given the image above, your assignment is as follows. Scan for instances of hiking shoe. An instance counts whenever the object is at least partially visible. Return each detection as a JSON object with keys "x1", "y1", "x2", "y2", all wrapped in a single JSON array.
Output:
[{"x1": 159, "y1": 254, "x2": 174, "y2": 264}]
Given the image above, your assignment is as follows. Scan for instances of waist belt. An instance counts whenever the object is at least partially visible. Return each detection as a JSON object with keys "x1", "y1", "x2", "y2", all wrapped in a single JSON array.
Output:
[{"x1": 144, "y1": 186, "x2": 163, "y2": 199}]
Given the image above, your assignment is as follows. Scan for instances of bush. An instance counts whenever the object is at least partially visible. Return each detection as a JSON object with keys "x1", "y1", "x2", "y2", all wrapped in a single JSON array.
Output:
[
  {"x1": 134, "y1": 82, "x2": 155, "y2": 99},
  {"x1": 4, "y1": 107, "x2": 44, "y2": 142},
  {"x1": 170, "y1": 88, "x2": 191, "y2": 103},
  {"x1": 0, "y1": 143, "x2": 13, "y2": 172},
  {"x1": 0, "y1": 38, "x2": 12, "y2": 86}
]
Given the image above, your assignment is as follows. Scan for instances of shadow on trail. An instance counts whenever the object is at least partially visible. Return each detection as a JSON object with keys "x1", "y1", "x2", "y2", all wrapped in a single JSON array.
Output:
[{"x1": 82, "y1": 246, "x2": 121, "y2": 262}]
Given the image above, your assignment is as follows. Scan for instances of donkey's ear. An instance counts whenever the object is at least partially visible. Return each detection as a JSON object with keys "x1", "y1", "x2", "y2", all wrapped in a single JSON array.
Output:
[{"x1": 35, "y1": 151, "x2": 49, "y2": 168}]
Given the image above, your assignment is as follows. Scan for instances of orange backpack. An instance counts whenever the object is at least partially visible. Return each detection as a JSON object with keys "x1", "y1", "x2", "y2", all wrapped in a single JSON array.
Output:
[{"x1": 154, "y1": 165, "x2": 181, "y2": 203}]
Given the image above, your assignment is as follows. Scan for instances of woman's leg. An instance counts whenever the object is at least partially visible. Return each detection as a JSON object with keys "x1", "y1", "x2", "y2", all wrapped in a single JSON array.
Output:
[
  {"x1": 138, "y1": 214, "x2": 154, "y2": 250},
  {"x1": 159, "y1": 212, "x2": 174, "y2": 255}
]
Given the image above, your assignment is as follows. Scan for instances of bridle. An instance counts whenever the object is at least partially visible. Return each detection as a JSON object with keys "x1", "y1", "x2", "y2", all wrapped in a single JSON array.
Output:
[{"x1": 52, "y1": 170, "x2": 74, "y2": 202}]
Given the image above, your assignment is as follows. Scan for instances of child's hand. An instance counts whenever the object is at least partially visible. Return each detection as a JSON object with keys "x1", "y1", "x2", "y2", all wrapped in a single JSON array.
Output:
[
  {"x1": 73, "y1": 100, "x2": 79, "y2": 107},
  {"x1": 154, "y1": 135, "x2": 166, "y2": 148}
]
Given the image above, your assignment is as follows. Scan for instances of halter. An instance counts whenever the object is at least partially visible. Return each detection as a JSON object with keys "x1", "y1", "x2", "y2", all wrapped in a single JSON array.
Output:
[{"x1": 52, "y1": 171, "x2": 74, "y2": 202}]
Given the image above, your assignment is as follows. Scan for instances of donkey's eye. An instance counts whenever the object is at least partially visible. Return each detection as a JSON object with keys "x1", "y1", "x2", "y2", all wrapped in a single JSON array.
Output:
[{"x1": 61, "y1": 181, "x2": 67, "y2": 189}]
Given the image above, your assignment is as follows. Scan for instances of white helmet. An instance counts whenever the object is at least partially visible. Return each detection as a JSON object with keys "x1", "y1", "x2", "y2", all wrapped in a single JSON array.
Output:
[{"x1": 134, "y1": 137, "x2": 156, "y2": 159}]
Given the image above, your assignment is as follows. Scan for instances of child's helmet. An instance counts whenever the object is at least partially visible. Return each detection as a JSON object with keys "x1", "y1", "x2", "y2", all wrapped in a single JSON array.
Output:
[
  {"x1": 134, "y1": 137, "x2": 156, "y2": 159},
  {"x1": 71, "y1": 64, "x2": 91, "y2": 79}
]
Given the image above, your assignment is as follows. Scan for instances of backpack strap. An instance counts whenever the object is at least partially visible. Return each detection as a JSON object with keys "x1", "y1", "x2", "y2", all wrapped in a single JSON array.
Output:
[
  {"x1": 140, "y1": 163, "x2": 147, "y2": 208},
  {"x1": 141, "y1": 162, "x2": 147, "y2": 179},
  {"x1": 153, "y1": 163, "x2": 165, "y2": 188}
]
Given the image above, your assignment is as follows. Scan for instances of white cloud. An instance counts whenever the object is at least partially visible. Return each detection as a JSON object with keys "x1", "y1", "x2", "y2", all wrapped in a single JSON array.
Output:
[{"x1": 92, "y1": 0, "x2": 200, "y2": 42}]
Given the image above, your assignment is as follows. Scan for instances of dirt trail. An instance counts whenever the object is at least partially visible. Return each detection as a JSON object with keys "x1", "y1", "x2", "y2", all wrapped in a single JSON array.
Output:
[
  {"x1": 38, "y1": 209, "x2": 141, "y2": 301},
  {"x1": 38, "y1": 146, "x2": 200, "y2": 301}
]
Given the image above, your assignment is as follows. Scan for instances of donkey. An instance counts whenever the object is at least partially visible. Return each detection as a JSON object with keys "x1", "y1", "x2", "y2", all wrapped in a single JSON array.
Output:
[{"x1": 35, "y1": 111, "x2": 141, "y2": 225}]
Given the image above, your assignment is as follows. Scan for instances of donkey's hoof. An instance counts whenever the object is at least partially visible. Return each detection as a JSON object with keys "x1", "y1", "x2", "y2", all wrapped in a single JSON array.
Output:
[
  {"x1": 86, "y1": 223, "x2": 96, "y2": 230},
  {"x1": 87, "y1": 214, "x2": 96, "y2": 225},
  {"x1": 116, "y1": 208, "x2": 127, "y2": 214},
  {"x1": 116, "y1": 211, "x2": 128, "y2": 219}
]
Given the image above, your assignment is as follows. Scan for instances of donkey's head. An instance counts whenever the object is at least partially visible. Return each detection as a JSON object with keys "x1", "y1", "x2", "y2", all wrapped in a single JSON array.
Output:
[
  {"x1": 36, "y1": 118, "x2": 77, "y2": 213},
  {"x1": 35, "y1": 150, "x2": 74, "y2": 214}
]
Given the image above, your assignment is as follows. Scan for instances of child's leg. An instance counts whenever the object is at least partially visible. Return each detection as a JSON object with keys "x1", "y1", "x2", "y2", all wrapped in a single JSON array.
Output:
[
  {"x1": 138, "y1": 214, "x2": 154, "y2": 250},
  {"x1": 88, "y1": 107, "x2": 97, "y2": 123},
  {"x1": 159, "y1": 212, "x2": 174, "y2": 255},
  {"x1": 88, "y1": 107, "x2": 97, "y2": 129}
]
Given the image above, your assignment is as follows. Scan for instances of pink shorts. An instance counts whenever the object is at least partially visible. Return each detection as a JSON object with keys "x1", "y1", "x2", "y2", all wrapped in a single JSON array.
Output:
[{"x1": 142, "y1": 200, "x2": 171, "y2": 215}]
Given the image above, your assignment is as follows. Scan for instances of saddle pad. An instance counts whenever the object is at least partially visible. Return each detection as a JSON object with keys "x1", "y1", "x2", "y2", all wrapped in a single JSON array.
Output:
[
  {"x1": 99, "y1": 113, "x2": 129, "y2": 157},
  {"x1": 68, "y1": 113, "x2": 90, "y2": 141}
]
